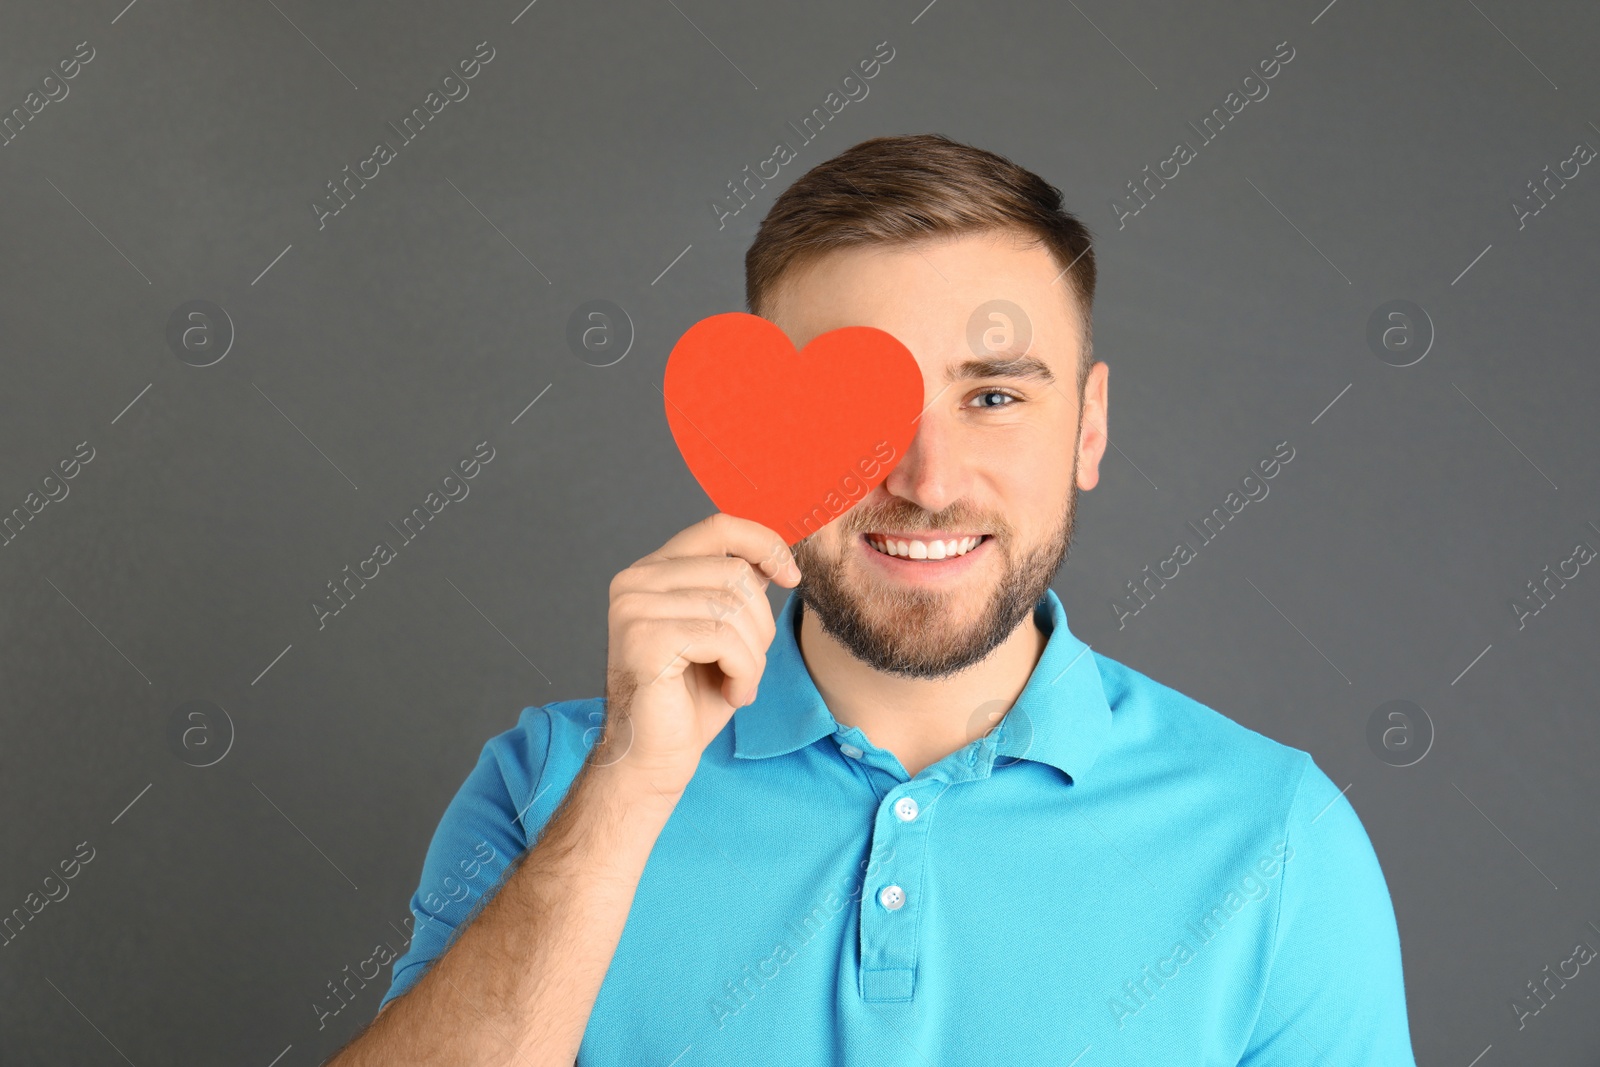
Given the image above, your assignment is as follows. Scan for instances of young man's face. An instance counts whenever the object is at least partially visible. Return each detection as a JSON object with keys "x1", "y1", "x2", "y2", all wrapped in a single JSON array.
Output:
[{"x1": 768, "y1": 228, "x2": 1110, "y2": 679}]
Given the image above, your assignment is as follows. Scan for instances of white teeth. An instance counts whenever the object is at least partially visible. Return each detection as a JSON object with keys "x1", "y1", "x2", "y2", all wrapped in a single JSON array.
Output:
[{"x1": 866, "y1": 535, "x2": 982, "y2": 560}]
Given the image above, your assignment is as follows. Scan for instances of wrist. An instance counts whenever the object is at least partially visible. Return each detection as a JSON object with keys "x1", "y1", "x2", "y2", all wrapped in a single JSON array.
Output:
[{"x1": 581, "y1": 750, "x2": 686, "y2": 813}]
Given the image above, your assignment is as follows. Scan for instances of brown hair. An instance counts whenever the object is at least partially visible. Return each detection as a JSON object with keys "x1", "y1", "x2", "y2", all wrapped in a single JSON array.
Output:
[{"x1": 745, "y1": 133, "x2": 1097, "y2": 394}]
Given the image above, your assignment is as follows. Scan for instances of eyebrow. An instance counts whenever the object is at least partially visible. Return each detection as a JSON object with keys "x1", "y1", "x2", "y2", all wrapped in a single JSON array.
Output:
[{"x1": 943, "y1": 353, "x2": 1056, "y2": 386}]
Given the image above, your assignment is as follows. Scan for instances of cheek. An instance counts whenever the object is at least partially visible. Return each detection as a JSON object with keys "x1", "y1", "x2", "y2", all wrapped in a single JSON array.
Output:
[
  {"x1": 792, "y1": 532, "x2": 837, "y2": 572},
  {"x1": 995, "y1": 459, "x2": 1074, "y2": 531}
]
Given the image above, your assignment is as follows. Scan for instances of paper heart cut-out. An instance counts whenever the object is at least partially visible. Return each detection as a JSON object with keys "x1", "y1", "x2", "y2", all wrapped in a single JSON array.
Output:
[{"x1": 663, "y1": 312, "x2": 924, "y2": 544}]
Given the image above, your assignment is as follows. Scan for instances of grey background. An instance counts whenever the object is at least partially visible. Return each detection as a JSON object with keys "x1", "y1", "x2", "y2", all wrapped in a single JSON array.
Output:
[{"x1": 1, "y1": 0, "x2": 1597, "y2": 1062}]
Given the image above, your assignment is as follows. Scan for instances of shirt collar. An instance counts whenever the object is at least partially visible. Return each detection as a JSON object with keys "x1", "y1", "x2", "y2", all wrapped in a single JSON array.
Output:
[{"x1": 732, "y1": 586, "x2": 1112, "y2": 784}]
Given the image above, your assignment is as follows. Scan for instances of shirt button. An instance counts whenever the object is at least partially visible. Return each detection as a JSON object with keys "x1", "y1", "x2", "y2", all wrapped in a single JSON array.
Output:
[
  {"x1": 893, "y1": 796, "x2": 919, "y2": 822},
  {"x1": 878, "y1": 884, "x2": 906, "y2": 911},
  {"x1": 839, "y1": 743, "x2": 864, "y2": 759}
]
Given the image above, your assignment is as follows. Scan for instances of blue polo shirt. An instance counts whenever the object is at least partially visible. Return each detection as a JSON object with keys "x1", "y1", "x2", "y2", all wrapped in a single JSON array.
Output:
[{"x1": 380, "y1": 587, "x2": 1416, "y2": 1064}]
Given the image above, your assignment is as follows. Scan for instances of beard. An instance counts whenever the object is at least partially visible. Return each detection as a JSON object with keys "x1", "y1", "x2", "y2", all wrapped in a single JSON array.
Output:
[{"x1": 791, "y1": 452, "x2": 1080, "y2": 681}]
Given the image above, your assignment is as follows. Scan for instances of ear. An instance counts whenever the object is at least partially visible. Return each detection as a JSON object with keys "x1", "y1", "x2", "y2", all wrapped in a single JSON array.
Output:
[{"x1": 1075, "y1": 361, "x2": 1110, "y2": 491}]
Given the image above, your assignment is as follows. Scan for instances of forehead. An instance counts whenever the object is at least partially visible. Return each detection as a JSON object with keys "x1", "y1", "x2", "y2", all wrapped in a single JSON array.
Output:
[{"x1": 763, "y1": 229, "x2": 1082, "y2": 375}]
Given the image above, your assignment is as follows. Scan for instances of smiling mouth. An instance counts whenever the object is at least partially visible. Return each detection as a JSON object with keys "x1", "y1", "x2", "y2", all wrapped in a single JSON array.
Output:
[{"x1": 863, "y1": 532, "x2": 991, "y2": 560}]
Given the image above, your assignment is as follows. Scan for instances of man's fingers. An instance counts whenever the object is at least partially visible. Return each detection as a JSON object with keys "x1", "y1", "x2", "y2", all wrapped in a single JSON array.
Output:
[
  {"x1": 647, "y1": 513, "x2": 802, "y2": 586},
  {"x1": 628, "y1": 614, "x2": 765, "y2": 706},
  {"x1": 612, "y1": 559, "x2": 779, "y2": 643},
  {"x1": 614, "y1": 587, "x2": 770, "y2": 683}
]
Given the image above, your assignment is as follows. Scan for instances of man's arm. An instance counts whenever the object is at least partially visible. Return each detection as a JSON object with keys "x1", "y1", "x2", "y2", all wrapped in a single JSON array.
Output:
[
  {"x1": 336, "y1": 513, "x2": 799, "y2": 1064},
  {"x1": 1237, "y1": 755, "x2": 1417, "y2": 1065},
  {"x1": 328, "y1": 754, "x2": 680, "y2": 1067}
]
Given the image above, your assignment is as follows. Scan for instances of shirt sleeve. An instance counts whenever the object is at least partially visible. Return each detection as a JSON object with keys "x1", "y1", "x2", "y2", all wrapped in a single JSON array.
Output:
[
  {"x1": 1237, "y1": 754, "x2": 1417, "y2": 1065},
  {"x1": 377, "y1": 706, "x2": 555, "y2": 1013}
]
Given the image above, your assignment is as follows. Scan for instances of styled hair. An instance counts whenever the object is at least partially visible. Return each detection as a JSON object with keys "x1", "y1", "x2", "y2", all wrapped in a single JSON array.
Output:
[{"x1": 745, "y1": 133, "x2": 1097, "y2": 394}]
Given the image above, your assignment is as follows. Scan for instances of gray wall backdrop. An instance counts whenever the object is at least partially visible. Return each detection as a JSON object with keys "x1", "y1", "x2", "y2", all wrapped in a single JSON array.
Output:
[{"x1": 2, "y1": 0, "x2": 1598, "y2": 1062}]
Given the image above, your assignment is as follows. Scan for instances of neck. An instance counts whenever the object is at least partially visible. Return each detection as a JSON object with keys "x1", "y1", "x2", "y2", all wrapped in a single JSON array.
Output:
[{"x1": 795, "y1": 598, "x2": 1049, "y2": 779}]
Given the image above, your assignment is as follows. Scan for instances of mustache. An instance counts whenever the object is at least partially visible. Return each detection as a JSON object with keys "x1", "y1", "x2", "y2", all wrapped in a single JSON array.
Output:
[{"x1": 848, "y1": 515, "x2": 1000, "y2": 536}]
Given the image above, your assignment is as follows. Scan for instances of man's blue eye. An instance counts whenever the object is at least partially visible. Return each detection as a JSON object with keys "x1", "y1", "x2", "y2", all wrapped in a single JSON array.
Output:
[{"x1": 973, "y1": 390, "x2": 1018, "y2": 408}]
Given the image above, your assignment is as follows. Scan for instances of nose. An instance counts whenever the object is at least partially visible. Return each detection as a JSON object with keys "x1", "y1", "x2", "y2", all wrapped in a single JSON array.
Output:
[{"x1": 880, "y1": 403, "x2": 963, "y2": 515}]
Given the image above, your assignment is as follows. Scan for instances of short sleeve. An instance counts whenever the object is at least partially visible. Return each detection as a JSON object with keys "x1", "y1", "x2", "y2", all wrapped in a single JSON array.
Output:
[
  {"x1": 1238, "y1": 755, "x2": 1417, "y2": 1065},
  {"x1": 377, "y1": 706, "x2": 556, "y2": 1013}
]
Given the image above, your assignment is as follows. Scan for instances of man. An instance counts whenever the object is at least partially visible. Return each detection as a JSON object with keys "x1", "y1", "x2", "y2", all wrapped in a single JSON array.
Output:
[{"x1": 332, "y1": 133, "x2": 1417, "y2": 1064}]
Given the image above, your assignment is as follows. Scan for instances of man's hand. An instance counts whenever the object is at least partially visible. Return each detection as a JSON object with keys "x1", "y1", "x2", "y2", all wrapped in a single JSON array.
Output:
[{"x1": 599, "y1": 512, "x2": 802, "y2": 797}]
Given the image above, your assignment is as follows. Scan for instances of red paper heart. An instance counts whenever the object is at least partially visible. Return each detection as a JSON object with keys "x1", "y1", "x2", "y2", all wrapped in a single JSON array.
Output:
[{"x1": 663, "y1": 312, "x2": 924, "y2": 545}]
